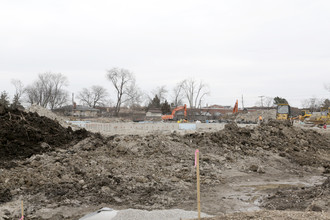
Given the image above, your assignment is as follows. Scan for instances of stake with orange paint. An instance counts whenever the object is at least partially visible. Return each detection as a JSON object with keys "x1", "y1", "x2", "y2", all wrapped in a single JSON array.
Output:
[
  {"x1": 195, "y1": 149, "x2": 201, "y2": 220},
  {"x1": 20, "y1": 200, "x2": 24, "y2": 220}
]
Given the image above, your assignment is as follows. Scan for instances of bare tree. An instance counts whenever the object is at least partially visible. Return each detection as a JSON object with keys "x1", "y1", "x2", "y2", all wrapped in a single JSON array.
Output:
[
  {"x1": 106, "y1": 68, "x2": 140, "y2": 116},
  {"x1": 124, "y1": 81, "x2": 144, "y2": 108},
  {"x1": 264, "y1": 96, "x2": 274, "y2": 109},
  {"x1": 171, "y1": 80, "x2": 186, "y2": 107},
  {"x1": 11, "y1": 79, "x2": 25, "y2": 101},
  {"x1": 182, "y1": 79, "x2": 209, "y2": 108},
  {"x1": 77, "y1": 88, "x2": 91, "y2": 106},
  {"x1": 150, "y1": 85, "x2": 168, "y2": 103},
  {"x1": 25, "y1": 72, "x2": 69, "y2": 109},
  {"x1": 77, "y1": 85, "x2": 108, "y2": 108},
  {"x1": 48, "y1": 73, "x2": 69, "y2": 109},
  {"x1": 301, "y1": 97, "x2": 322, "y2": 112}
]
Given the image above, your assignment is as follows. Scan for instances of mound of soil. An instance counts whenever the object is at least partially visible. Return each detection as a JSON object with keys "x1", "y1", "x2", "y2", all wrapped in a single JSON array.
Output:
[
  {"x1": 262, "y1": 177, "x2": 330, "y2": 212},
  {"x1": 0, "y1": 119, "x2": 329, "y2": 219},
  {"x1": 0, "y1": 187, "x2": 11, "y2": 204},
  {"x1": 0, "y1": 105, "x2": 90, "y2": 164},
  {"x1": 185, "y1": 121, "x2": 330, "y2": 168}
]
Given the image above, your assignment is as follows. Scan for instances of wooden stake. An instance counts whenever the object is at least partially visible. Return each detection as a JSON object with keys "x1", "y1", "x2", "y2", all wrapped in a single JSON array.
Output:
[
  {"x1": 196, "y1": 150, "x2": 201, "y2": 220},
  {"x1": 21, "y1": 200, "x2": 24, "y2": 218}
]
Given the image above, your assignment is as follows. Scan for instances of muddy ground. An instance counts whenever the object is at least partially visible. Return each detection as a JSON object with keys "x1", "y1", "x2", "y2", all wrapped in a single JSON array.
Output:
[{"x1": 0, "y1": 106, "x2": 330, "y2": 219}]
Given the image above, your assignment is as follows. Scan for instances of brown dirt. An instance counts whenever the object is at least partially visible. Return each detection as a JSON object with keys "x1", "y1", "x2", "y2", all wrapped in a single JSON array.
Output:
[
  {"x1": 0, "y1": 105, "x2": 90, "y2": 166},
  {"x1": 0, "y1": 109, "x2": 330, "y2": 219}
]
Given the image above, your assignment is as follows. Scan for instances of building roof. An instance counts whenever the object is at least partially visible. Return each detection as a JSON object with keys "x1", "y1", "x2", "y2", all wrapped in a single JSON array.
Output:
[
  {"x1": 147, "y1": 109, "x2": 162, "y2": 113},
  {"x1": 206, "y1": 105, "x2": 225, "y2": 109},
  {"x1": 54, "y1": 105, "x2": 99, "y2": 111}
]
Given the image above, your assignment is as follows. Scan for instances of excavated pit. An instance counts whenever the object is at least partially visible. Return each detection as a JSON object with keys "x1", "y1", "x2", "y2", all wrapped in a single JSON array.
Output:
[{"x1": 0, "y1": 106, "x2": 329, "y2": 219}]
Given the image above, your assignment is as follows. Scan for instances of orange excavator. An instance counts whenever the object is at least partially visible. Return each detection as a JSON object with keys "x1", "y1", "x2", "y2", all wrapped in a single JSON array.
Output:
[{"x1": 162, "y1": 104, "x2": 187, "y2": 120}]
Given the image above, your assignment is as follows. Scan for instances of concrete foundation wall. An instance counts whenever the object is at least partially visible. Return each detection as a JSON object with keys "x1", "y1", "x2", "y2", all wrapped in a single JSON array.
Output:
[
  {"x1": 73, "y1": 122, "x2": 229, "y2": 133},
  {"x1": 84, "y1": 122, "x2": 178, "y2": 133}
]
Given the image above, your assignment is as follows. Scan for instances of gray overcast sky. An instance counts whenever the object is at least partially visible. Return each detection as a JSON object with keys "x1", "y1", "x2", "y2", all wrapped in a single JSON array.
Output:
[{"x1": 1, "y1": 0, "x2": 330, "y2": 107}]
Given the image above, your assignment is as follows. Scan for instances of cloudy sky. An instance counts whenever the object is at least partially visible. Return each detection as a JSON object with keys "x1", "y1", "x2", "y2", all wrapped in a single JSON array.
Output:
[{"x1": 1, "y1": 0, "x2": 330, "y2": 107}]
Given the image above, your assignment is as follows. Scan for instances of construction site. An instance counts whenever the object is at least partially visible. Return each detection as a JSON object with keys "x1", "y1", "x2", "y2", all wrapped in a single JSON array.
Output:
[
  {"x1": 2, "y1": 0, "x2": 330, "y2": 219},
  {"x1": 0, "y1": 103, "x2": 329, "y2": 220}
]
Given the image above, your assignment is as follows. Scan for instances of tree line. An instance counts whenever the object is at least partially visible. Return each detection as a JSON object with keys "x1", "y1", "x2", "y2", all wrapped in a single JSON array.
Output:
[
  {"x1": 255, "y1": 96, "x2": 330, "y2": 111},
  {"x1": 0, "y1": 68, "x2": 210, "y2": 116},
  {"x1": 1, "y1": 69, "x2": 329, "y2": 115}
]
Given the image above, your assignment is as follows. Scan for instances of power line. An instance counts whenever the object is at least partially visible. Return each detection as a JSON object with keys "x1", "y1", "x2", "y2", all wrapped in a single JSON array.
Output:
[{"x1": 258, "y1": 95, "x2": 264, "y2": 107}]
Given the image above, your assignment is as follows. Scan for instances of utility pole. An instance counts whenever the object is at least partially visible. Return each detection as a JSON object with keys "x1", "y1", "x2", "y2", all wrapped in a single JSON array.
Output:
[
  {"x1": 258, "y1": 95, "x2": 264, "y2": 107},
  {"x1": 241, "y1": 94, "x2": 244, "y2": 110},
  {"x1": 72, "y1": 93, "x2": 74, "y2": 117}
]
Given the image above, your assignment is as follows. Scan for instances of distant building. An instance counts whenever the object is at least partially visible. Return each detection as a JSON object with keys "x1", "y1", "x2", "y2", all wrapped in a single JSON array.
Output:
[
  {"x1": 146, "y1": 109, "x2": 162, "y2": 121},
  {"x1": 53, "y1": 103, "x2": 99, "y2": 118},
  {"x1": 200, "y1": 105, "x2": 233, "y2": 116}
]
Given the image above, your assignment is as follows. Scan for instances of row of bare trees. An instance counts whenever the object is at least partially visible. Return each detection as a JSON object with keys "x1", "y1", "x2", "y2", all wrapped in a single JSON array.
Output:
[
  {"x1": 255, "y1": 95, "x2": 330, "y2": 112},
  {"x1": 149, "y1": 79, "x2": 209, "y2": 108},
  {"x1": 77, "y1": 86, "x2": 108, "y2": 108},
  {"x1": 106, "y1": 68, "x2": 210, "y2": 116},
  {"x1": 11, "y1": 73, "x2": 68, "y2": 110},
  {"x1": 9, "y1": 68, "x2": 210, "y2": 115}
]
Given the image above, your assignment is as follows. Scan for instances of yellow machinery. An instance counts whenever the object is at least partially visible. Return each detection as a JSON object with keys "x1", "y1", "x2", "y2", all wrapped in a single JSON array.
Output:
[
  {"x1": 315, "y1": 107, "x2": 330, "y2": 124},
  {"x1": 276, "y1": 104, "x2": 291, "y2": 120},
  {"x1": 299, "y1": 109, "x2": 312, "y2": 121}
]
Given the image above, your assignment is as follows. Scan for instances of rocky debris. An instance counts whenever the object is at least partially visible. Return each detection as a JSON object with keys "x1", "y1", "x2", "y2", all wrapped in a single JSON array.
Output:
[
  {"x1": 0, "y1": 106, "x2": 90, "y2": 165},
  {"x1": 249, "y1": 164, "x2": 265, "y2": 173}
]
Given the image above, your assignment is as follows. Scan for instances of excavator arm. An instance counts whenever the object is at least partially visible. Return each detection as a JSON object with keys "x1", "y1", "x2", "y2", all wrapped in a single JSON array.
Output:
[
  {"x1": 233, "y1": 100, "x2": 238, "y2": 113},
  {"x1": 162, "y1": 104, "x2": 187, "y2": 120}
]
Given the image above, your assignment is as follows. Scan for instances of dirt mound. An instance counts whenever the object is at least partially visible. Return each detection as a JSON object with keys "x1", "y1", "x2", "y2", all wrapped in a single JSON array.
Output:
[
  {"x1": 261, "y1": 177, "x2": 330, "y2": 212},
  {"x1": 0, "y1": 105, "x2": 90, "y2": 164},
  {"x1": 185, "y1": 120, "x2": 330, "y2": 168},
  {"x1": 0, "y1": 119, "x2": 329, "y2": 219},
  {"x1": 266, "y1": 118, "x2": 292, "y2": 127},
  {"x1": 0, "y1": 187, "x2": 11, "y2": 204},
  {"x1": 25, "y1": 104, "x2": 69, "y2": 128}
]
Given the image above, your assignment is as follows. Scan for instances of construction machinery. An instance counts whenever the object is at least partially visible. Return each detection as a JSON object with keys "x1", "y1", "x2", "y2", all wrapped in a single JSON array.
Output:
[
  {"x1": 233, "y1": 100, "x2": 238, "y2": 114},
  {"x1": 314, "y1": 107, "x2": 330, "y2": 125},
  {"x1": 276, "y1": 104, "x2": 291, "y2": 120},
  {"x1": 161, "y1": 104, "x2": 187, "y2": 121},
  {"x1": 298, "y1": 109, "x2": 312, "y2": 121}
]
